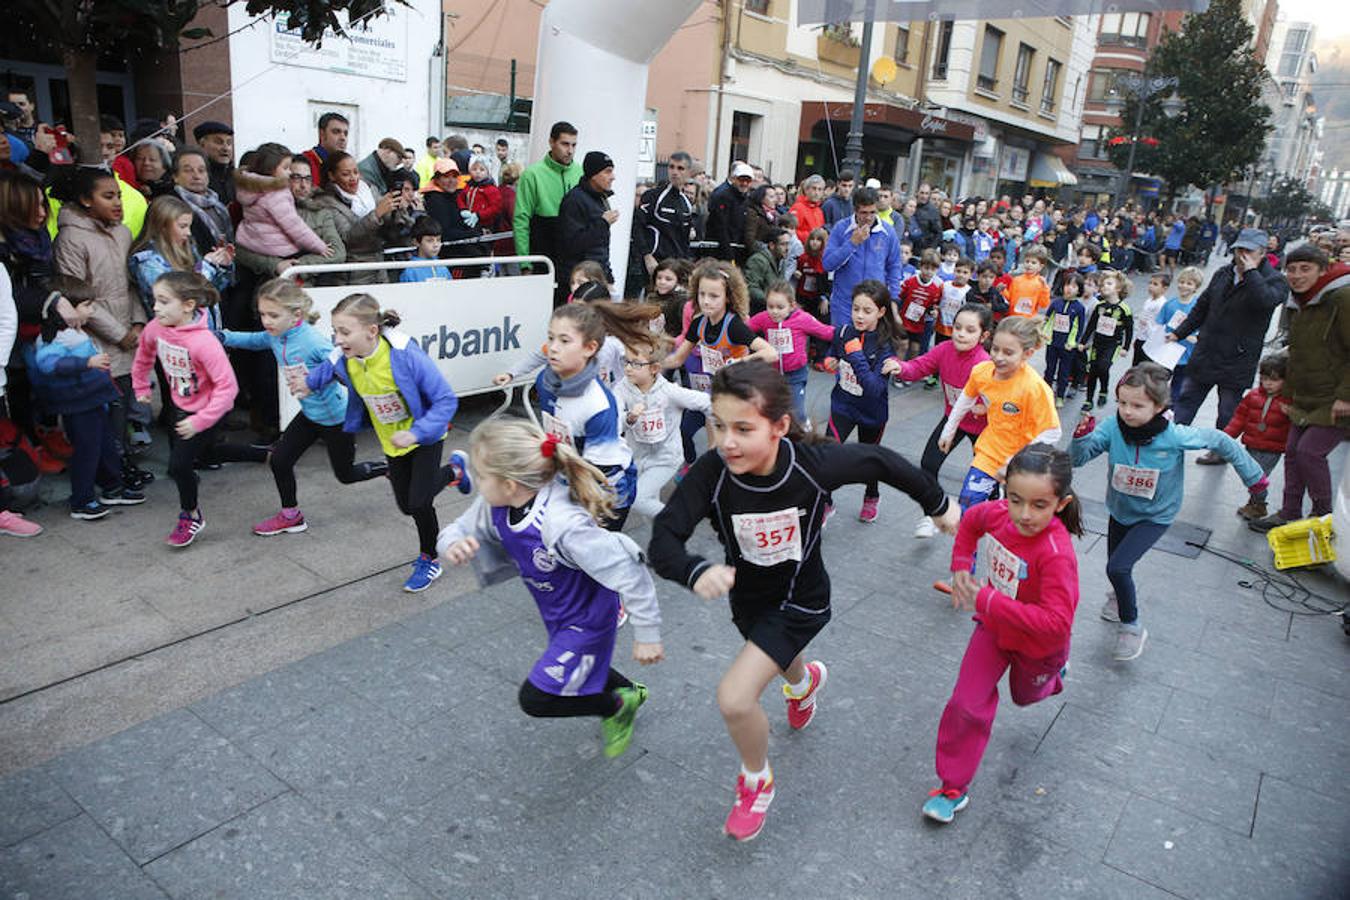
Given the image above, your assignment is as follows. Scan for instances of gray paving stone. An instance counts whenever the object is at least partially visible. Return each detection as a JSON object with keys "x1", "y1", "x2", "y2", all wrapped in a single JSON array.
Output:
[
  {"x1": 1251, "y1": 774, "x2": 1350, "y2": 893},
  {"x1": 990, "y1": 755, "x2": 1133, "y2": 859},
  {"x1": 0, "y1": 765, "x2": 81, "y2": 848},
  {"x1": 42, "y1": 708, "x2": 287, "y2": 864},
  {"x1": 188, "y1": 662, "x2": 358, "y2": 741},
  {"x1": 1268, "y1": 678, "x2": 1350, "y2": 743},
  {"x1": 1104, "y1": 794, "x2": 1334, "y2": 900},
  {"x1": 0, "y1": 814, "x2": 167, "y2": 899},
  {"x1": 144, "y1": 791, "x2": 433, "y2": 900}
]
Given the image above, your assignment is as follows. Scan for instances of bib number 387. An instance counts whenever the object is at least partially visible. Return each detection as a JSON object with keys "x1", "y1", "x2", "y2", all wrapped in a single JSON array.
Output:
[{"x1": 732, "y1": 508, "x2": 803, "y2": 567}]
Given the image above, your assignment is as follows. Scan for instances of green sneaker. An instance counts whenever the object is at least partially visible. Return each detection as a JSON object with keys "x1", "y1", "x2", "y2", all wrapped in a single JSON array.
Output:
[{"x1": 601, "y1": 683, "x2": 648, "y2": 758}]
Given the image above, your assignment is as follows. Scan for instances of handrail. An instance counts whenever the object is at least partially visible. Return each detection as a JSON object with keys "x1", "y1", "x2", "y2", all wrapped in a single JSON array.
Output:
[{"x1": 282, "y1": 254, "x2": 554, "y2": 278}]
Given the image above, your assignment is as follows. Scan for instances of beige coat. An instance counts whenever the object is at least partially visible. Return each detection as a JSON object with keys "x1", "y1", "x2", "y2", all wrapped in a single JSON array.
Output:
[{"x1": 53, "y1": 205, "x2": 140, "y2": 376}]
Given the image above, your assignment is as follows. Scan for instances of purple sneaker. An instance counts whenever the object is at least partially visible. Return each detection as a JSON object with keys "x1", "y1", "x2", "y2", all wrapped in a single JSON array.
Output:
[{"x1": 166, "y1": 512, "x2": 205, "y2": 548}]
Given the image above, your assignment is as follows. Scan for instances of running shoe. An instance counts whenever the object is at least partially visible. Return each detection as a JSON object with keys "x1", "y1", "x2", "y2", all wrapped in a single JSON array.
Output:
[
  {"x1": 254, "y1": 509, "x2": 308, "y2": 536},
  {"x1": 913, "y1": 516, "x2": 937, "y2": 538},
  {"x1": 403, "y1": 553, "x2": 442, "y2": 592},
  {"x1": 123, "y1": 463, "x2": 155, "y2": 489},
  {"x1": 724, "y1": 771, "x2": 775, "y2": 842},
  {"x1": 859, "y1": 496, "x2": 879, "y2": 523},
  {"x1": 1113, "y1": 626, "x2": 1148, "y2": 661},
  {"x1": 784, "y1": 660, "x2": 828, "y2": 730},
  {"x1": 1100, "y1": 591, "x2": 1120, "y2": 623},
  {"x1": 1054, "y1": 396, "x2": 1065, "y2": 409},
  {"x1": 1096, "y1": 395, "x2": 1108, "y2": 408},
  {"x1": 166, "y1": 512, "x2": 205, "y2": 548},
  {"x1": 100, "y1": 485, "x2": 146, "y2": 506},
  {"x1": 1080, "y1": 400, "x2": 1093, "y2": 413},
  {"x1": 601, "y1": 683, "x2": 648, "y2": 758},
  {"x1": 447, "y1": 450, "x2": 473, "y2": 495},
  {"x1": 923, "y1": 375, "x2": 939, "y2": 390},
  {"x1": 70, "y1": 500, "x2": 110, "y2": 521},
  {"x1": 922, "y1": 788, "x2": 969, "y2": 824},
  {"x1": 0, "y1": 510, "x2": 42, "y2": 537}
]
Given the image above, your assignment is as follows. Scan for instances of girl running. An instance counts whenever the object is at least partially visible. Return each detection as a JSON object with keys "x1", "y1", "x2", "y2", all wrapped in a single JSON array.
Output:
[
  {"x1": 1043, "y1": 273, "x2": 1085, "y2": 407},
  {"x1": 613, "y1": 335, "x2": 711, "y2": 518},
  {"x1": 650, "y1": 361, "x2": 957, "y2": 842},
  {"x1": 1078, "y1": 270, "x2": 1133, "y2": 412},
  {"x1": 823, "y1": 279, "x2": 902, "y2": 523},
  {"x1": 131, "y1": 272, "x2": 239, "y2": 547},
  {"x1": 923, "y1": 444, "x2": 1081, "y2": 824},
  {"x1": 940, "y1": 316, "x2": 1060, "y2": 511},
  {"x1": 291, "y1": 294, "x2": 460, "y2": 592},
  {"x1": 494, "y1": 283, "x2": 641, "y2": 389},
  {"x1": 1069, "y1": 362, "x2": 1265, "y2": 661},
  {"x1": 1157, "y1": 265, "x2": 1203, "y2": 405},
  {"x1": 894, "y1": 303, "x2": 992, "y2": 536},
  {"x1": 746, "y1": 279, "x2": 834, "y2": 423},
  {"x1": 221, "y1": 278, "x2": 390, "y2": 536},
  {"x1": 438, "y1": 418, "x2": 662, "y2": 758}
]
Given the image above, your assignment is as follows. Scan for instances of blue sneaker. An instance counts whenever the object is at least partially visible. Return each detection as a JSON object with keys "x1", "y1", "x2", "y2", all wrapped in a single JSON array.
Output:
[
  {"x1": 403, "y1": 553, "x2": 443, "y2": 592},
  {"x1": 447, "y1": 450, "x2": 472, "y2": 495},
  {"x1": 922, "y1": 788, "x2": 969, "y2": 824}
]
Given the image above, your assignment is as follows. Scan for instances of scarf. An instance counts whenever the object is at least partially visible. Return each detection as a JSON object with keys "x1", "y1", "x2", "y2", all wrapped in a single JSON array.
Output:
[
  {"x1": 1117, "y1": 413, "x2": 1169, "y2": 446},
  {"x1": 173, "y1": 185, "x2": 232, "y2": 246},
  {"x1": 335, "y1": 180, "x2": 376, "y2": 217},
  {"x1": 539, "y1": 358, "x2": 599, "y2": 399}
]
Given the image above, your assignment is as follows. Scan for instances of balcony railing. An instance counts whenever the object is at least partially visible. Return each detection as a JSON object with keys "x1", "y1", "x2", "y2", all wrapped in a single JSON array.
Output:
[
  {"x1": 1012, "y1": 85, "x2": 1030, "y2": 104},
  {"x1": 976, "y1": 74, "x2": 998, "y2": 92}
]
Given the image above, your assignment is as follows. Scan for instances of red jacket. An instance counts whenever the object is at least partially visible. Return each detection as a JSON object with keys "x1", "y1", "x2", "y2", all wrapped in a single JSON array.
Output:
[
  {"x1": 951, "y1": 500, "x2": 1078, "y2": 659},
  {"x1": 790, "y1": 197, "x2": 824, "y2": 246},
  {"x1": 460, "y1": 180, "x2": 502, "y2": 230},
  {"x1": 898, "y1": 274, "x2": 944, "y2": 335},
  {"x1": 1223, "y1": 386, "x2": 1291, "y2": 453}
]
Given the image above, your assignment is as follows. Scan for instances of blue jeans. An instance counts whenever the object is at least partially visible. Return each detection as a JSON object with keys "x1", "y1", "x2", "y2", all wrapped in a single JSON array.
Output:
[
  {"x1": 1044, "y1": 344, "x2": 1073, "y2": 397},
  {"x1": 1106, "y1": 517, "x2": 1169, "y2": 625},
  {"x1": 785, "y1": 365, "x2": 809, "y2": 422}
]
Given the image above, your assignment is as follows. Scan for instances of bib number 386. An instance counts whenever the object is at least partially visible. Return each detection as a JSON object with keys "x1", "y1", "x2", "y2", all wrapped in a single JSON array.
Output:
[{"x1": 1111, "y1": 463, "x2": 1159, "y2": 499}]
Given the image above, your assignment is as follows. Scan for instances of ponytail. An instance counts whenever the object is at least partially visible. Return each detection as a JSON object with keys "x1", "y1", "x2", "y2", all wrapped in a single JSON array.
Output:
[
  {"x1": 331, "y1": 292, "x2": 400, "y2": 329},
  {"x1": 469, "y1": 418, "x2": 616, "y2": 524},
  {"x1": 1006, "y1": 443, "x2": 1083, "y2": 537}
]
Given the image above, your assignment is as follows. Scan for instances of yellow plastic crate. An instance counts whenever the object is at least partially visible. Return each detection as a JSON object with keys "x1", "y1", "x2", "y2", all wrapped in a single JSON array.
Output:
[{"x1": 1266, "y1": 515, "x2": 1336, "y2": 570}]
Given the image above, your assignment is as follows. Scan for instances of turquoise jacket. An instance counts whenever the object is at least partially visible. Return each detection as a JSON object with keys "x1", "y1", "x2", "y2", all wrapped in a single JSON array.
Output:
[
  {"x1": 222, "y1": 321, "x2": 348, "y2": 426},
  {"x1": 1071, "y1": 416, "x2": 1263, "y2": 526}
]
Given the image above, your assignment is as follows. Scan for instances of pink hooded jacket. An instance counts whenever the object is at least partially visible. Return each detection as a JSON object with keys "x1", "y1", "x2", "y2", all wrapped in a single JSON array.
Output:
[
  {"x1": 233, "y1": 171, "x2": 330, "y2": 258},
  {"x1": 132, "y1": 311, "x2": 238, "y2": 432}
]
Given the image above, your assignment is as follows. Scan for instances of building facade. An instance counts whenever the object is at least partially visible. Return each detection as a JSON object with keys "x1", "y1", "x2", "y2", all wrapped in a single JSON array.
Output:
[{"x1": 1264, "y1": 17, "x2": 1321, "y2": 187}]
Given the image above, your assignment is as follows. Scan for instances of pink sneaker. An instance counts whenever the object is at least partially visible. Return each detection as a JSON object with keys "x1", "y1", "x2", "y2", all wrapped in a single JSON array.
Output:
[
  {"x1": 253, "y1": 509, "x2": 308, "y2": 536},
  {"x1": 724, "y1": 772, "x2": 775, "y2": 841},
  {"x1": 784, "y1": 660, "x2": 828, "y2": 730},
  {"x1": 859, "y1": 496, "x2": 879, "y2": 523},
  {"x1": 0, "y1": 510, "x2": 43, "y2": 538},
  {"x1": 166, "y1": 512, "x2": 205, "y2": 548}
]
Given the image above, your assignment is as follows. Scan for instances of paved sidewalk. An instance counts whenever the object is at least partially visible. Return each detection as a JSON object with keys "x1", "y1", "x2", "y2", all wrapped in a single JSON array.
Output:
[{"x1": 2, "y1": 273, "x2": 1348, "y2": 898}]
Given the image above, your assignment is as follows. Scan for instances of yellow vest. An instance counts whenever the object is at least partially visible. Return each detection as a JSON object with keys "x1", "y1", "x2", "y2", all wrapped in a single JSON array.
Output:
[{"x1": 46, "y1": 174, "x2": 147, "y2": 240}]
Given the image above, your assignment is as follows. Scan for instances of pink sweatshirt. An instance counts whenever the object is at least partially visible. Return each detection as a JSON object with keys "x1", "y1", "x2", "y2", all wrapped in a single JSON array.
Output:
[
  {"x1": 951, "y1": 499, "x2": 1078, "y2": 659},
  {"x1": 746, "y1": 308, "x2": 835, "y2": 372},
  {"x1": 132, "y1": 313, "x2": 239, "y2": 432},
  {"x1": 897, "y1": 340, "x2": 990, "y2": 435},
  {"x1": 233, "y1": 172, "x2": 329, "y2": 258}
]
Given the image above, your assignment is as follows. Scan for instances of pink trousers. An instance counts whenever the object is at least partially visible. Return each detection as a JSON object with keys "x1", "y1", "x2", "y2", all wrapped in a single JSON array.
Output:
[{"x1": 935, "y1": 622, "x2": 1068, "y2": 794}]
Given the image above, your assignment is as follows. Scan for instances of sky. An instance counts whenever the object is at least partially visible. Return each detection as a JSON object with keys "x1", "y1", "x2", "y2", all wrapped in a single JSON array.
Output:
[{"x1": 1275, "y1": 0, "x2": 1350, "y2": 43}]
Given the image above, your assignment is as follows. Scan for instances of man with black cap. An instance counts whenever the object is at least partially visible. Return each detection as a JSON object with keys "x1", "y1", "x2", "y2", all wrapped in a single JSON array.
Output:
[
  {"x1": 706, "y1": 160, "x2": 754, "y2": 264},
  {"x1": 192, "y1": 121, "x2": 236, "y2": 204},
  {"x1": 1166, "y1": 227, "x2": 1288, "y2": 458},
  {"x1": 558, "y1": 150, "x2": 619, "y2": 291}
]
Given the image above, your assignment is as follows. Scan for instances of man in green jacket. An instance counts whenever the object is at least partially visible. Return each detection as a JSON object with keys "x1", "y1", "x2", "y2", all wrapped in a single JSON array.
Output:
[
  {"x1": 513, "y1": 121, "x2": 581, "y2": 301},
  {"x1": 1250, "y1": 244, "x2": 1349, "y2": 532},
  {"x1": 744, "y1": 228, "x2": 791, "y2": 315}
]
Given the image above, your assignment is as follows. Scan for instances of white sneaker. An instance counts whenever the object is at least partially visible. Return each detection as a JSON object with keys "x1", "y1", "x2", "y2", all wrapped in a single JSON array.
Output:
[
  {"x1": 913, "y1": 516, "x2": 937, "y2": 539},
  {"x1": 1100, "y1": 591, "x2": 1120, "y2": 623}
]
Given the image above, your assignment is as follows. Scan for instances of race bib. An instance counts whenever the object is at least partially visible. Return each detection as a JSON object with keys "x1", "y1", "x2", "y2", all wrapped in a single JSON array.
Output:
[
  {"x1": 983, "y1": 535, "x2": 1025, "y2": 601},
  {"x1": 904, "y1": 300, "x2": 925, "y2": 322},
  {"x1": 699, "y1": 345, "x2": 726, "y2": 374},
  {"x1": 1053, "y1": 313, "x2": 1071, "y2": 333},
  {"x1": 157, "y1": 339, "x2": 194, "y2": 397},
  {"x1": 1111, "y1": 463, "x2": 1159, "y2": 499},
  {"x1": 943, "y1": 382, "x2": 965, "y2": 409},
  {"x1": 731, "y1": 508, "x2": 803, "y2": 567},
  {"x1": 767, "y1": 327, "x2": 794, "y2": 356},
  {"x1": 690, "y1": 373, "x2": 712, "y2": 393},
  {"x1": 1015, "y1": 297, "x2": 1034, "y2": 315},
  {"x1": 802, "y1": 274, "x2": 818, "y2": 293},
  {"x1": 541, "y1": 410, "x2": 574, "y2": 446},
  {"x1": 633, "y1": 406, "x2": 667, "y2": 443},
  {"x1": 940, "y1": 293, "x2": 965, "y2": 324},
  {"x1": 1167, "y1": 310, "x2": 1188, "y2": 330},
  {"x1": 282, "y1": 362, "x2": 308, "y2": 387},
  {"x1": 837, "y1": 360, "x2": 863, "y2": 396},
  {"x1": 1095, "y1": 315, "x2": 1118, "y2": 338},
  {"x1": 364, "y1": 391, "x2": 409, "y2": 425}
]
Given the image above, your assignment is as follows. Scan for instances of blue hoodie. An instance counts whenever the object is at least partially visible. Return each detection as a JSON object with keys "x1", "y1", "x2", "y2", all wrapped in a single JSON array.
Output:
[
  {"x1": 306, "y1": 329, "x2": 459, "y2": 445},
  {"x1": 26, "y1": 329, "x2": 120, "y2": 415},
  {"x1": 1071, "y1": 415, "x2": 1262, "y2": 526},
  {"x1": 223, "y1": 321, "x2": 348, "y2": 426},
  {"x1": 829, "y1": 325, "x2": 894, "y2": 427}
]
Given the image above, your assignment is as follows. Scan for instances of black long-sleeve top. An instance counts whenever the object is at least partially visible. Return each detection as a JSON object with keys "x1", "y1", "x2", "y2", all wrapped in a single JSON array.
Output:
[{"x1": 649, "y1": 440, "x2": 949, "y2": 614}]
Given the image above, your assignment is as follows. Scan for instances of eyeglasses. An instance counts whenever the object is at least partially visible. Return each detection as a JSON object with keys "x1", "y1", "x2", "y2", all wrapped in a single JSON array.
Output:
[
  {"x1": 289, "y1": 174, "x2": 313, "y2": 182},
  {"x1": 623, "y1": 358, "x2": 654, "y2": 368}
]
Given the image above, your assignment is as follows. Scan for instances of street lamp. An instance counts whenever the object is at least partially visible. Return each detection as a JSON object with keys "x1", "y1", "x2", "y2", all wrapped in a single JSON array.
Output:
[{"x1": 1104, "y1": 71, "x2": 1182, "y2": 212}]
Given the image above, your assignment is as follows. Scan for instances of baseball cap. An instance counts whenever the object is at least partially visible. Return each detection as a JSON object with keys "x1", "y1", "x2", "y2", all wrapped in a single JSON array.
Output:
[
  {"x1": 731, "y1": 161, "x2": 753, "y2": 179},
  {"x1": 1231, "y1": 228, "x2": 1267, "y2": 251}
]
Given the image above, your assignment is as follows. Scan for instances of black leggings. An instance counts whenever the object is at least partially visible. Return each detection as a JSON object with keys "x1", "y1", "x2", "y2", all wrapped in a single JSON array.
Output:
[
  {"x1": 1084, "y1": 351, "x2": 1115, "y2": 403},
  {"x1": 387, "y1": 440, "x2": 445, "y2": 555},
  {"x1": 167, "y1": 420, "x2": 220, "y2": 511},
  {"x1": 828, "y1": 411, "x2": 886, "y2": 499},
  {"x1": 920, "y1": 415, "x2": 978, "y2": 479},
  {"x1": 271, "y1": 413, "x2": 386, "y2": 507},
  {"x1": 517, "y1": 669, "x2": 633, "y2": 718}
]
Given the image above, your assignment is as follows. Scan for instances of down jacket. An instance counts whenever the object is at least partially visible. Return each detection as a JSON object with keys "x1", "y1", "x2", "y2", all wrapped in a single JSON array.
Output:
[{"x1": 52, "y1": 205, "x2": 140, "y2": 377}]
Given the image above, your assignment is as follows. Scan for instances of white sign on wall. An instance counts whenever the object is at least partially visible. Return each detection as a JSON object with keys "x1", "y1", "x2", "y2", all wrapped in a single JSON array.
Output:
[
  {"x1": 998, "y1": 146, "x2": 1030, "y2": 182},
  {"x1": 270, "y1": 13, "x2": 409, "y2": 82}
]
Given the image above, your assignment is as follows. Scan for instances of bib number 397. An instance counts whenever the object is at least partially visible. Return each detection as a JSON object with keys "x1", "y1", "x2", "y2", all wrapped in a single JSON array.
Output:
[{"x1": 732, "y1": 508, "x2": 803, "y2": 567}]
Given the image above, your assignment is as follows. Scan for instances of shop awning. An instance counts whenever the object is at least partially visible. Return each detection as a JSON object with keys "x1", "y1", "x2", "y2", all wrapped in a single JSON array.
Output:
[
  {"x1": 799, "y1": 101, "x2": 975, "y2": 145},
  {"x1": 1029, "y1": 153, "x2": 1078, "y2": 187}
]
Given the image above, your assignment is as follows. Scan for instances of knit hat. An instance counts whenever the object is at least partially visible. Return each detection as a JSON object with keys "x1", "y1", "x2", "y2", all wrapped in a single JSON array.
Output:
[{"x1": 583, "y1": 150, "x2": 614, "y2": 180}]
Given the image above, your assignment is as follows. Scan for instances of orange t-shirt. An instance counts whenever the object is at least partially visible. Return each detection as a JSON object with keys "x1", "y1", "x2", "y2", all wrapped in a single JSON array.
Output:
[
  {"x1": 1005, "y1": 273, "x2": 1051, "y2": 318},
  {"x1": 962, "y1": 360, "x2": 1060, "y2": 475}
]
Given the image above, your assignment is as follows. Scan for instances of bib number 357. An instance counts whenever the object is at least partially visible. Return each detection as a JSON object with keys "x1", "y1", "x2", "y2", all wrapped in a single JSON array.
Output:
[{"x1": 732, "y1": 508, "x2": 803, "y2": 567}]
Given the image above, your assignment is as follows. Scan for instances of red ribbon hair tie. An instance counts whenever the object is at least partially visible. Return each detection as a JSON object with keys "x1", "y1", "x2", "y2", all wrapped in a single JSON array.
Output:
[{"x1": 541, "y1": 434, "x2": 560, "y2": 458}]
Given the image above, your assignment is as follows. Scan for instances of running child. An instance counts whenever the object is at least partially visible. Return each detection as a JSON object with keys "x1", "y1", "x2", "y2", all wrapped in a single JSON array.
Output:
[
  {"x1": 923, "y1": 444, "x2": 1081, "y2": 824},
  {"x1": 1132, "y1": 272, "x2": 1169, "y2": 365},
  {"x1": 1043, "y1": 273, "x2": 1085, "y2": 406},
  {"x1": 1157, "y1": 265, "x2": 1203, "y2": 405},
  {"x1": 967, "y1": 261, "x2": 1009, "y2": 326},
  {"x1": 747, "y1": 279, "x2": 835, "y2": 422},
  {"x1": 494, "y1": 282, "x2": 640, "y2": 389},
  {"x1": 1221, "y1": 353, "x2": 1290, "y2": 521},
  {"x1": 291, "y1": 294, "x2": 460, "y2": 591},
  {"x1": 824, "y1": 279, "x2": 902, "y2": 523},
  {"x1": 1068, "y1": 271, "x2": 1102, "y2": 396},
  {"x1": 649, "y1": 257, "x2": 692, "y2": 341},
  {"x1": 1078, "y1": 270, "x2": 1133, "y2": 411},
  {"x1": 650, "y1": 361, "x2": 958, "y2": 841},
  {"x1": 614, "y1": 335, "x2": 711, "y2": 517},
  {"x1": 566, "y1": 261, "x2": 609, "y2": 303},
  {"x1": 221, "y1": 278, "x2": 391, "y2": 536},
  {"x1": 934, "y1": 257, "x2": 974, "y2": 345},
  {"x1": 1003, "y1": 245, "x2": 1052, "y2": 319},
  {"x1": 939, "y1": 315, "x2": 1061, "y2": 511},
  {"x1": 28, "y1": 276, "x2": 146, "y2": 519},
  {"x1": 438, "y1": 418, "x2": 662, "y2": 758},
  {"x1": 131, "y1": 272, "x2": 239, "y2": 547},
  {"x1": 1070, "y1": 362, "x2": 1265, "y2": 660},
  {"x1": 894, "y1": 303, "x2": 992, "y2": 537},
  {"x1": 897, "y1": 249, "x2": 943, "y2": 360}
]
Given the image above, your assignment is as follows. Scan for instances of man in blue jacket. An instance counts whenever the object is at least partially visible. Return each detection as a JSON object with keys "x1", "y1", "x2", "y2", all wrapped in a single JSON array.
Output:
[{"x1": 821, "y1": 186, "x2": 903, "y2": 327}]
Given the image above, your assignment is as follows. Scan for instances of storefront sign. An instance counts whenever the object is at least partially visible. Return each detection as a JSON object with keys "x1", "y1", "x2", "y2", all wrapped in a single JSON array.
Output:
[
  {"x1": 799, "y1": 101, "x2": 975, "y2": 142},
  {"x1": 271, "y1": 13, "x2": 409, "y2": 82}
]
